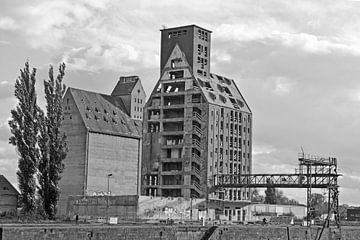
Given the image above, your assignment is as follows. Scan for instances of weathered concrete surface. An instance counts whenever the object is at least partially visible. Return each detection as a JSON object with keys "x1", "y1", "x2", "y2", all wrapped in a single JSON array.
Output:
[
  {"x1": 2, "y1": 224, "x2": 360, "y2": 240},
  {"x1": 209, "y1": 225, "x2": 353, "y2": 240},
  {"x1": 1, "y1": 224, "x2": 207, "y2": 240},
  {"x1": 67, "y1": 195, "x2": 138, "y2": 220}
]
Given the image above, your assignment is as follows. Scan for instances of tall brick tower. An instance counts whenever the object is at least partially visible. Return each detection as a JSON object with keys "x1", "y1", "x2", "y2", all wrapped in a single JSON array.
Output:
[{"x1": 142, "y1": 25, "x2": 252, "y2": 202}]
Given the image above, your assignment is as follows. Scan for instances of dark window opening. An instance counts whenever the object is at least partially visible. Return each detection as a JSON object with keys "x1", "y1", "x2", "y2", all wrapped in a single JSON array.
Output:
[{"x1": 169, "y1": 70, "x2": 184, "y2": 79}]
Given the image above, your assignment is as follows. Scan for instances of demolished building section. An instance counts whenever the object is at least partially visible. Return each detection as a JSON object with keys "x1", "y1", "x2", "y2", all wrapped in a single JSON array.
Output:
[{"x1": 141, "y1": 25, "x2": 252, "y2": 202}]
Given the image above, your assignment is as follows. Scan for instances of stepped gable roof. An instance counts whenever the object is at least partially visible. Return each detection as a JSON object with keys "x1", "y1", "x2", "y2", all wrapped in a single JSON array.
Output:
[
  {"x1": 0, "y1": 175, "x2": 19, "y2": 195},
  {"x1": 160, "y1": 44, "x2": 251, "y2": 113},
  {"x1": 69, "y1": 88, "x2": 142, "y2": 138},
  {"x1": 111, "y1": 76, "x2": 139, "y2": 96},
  {"x1": 194, "y1": 72, "x2": 252, "y2": 113}
]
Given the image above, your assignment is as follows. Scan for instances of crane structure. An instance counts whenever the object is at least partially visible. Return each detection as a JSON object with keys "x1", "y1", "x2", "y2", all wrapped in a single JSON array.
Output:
[{"x1": 210, "y1": 153, "x2": 340, "y2": 240}]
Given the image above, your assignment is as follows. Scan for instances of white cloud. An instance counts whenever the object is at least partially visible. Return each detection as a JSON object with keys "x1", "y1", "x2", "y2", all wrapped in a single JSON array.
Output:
[
  {"x1": 253, "y1": 144, "x2": 276, "y2": 155},
  {"x1": 265, "y1": 76, "x2": 297, "y2": 96},
  {"x1": 350, "y1": 89, "x2": 360, "y2": 102},
  {"x1": 212, "y1": 49, "x2": 232, "y2": 63},
  {"x1": 0, "y1": 17, "x2": 18, "y2": 31}
]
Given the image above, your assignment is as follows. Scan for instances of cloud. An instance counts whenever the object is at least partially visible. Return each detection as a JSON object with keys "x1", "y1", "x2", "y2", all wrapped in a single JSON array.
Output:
[
  {"x1": 253, "y1": 144, "x2": 276, "y2": 155},
  {"x1": 0, "y1": 17, "x2": 18, "y2": 31},
  {"x1": 212, "y1": 49, "x2": 232, "y2": 64},
  {"x1": 264, "y1": 76, "x2": 297, "y2": 96},
  {"x1": 349, "y1": 88, "x2": 360, "y2": 102},
  {"x1": 0, "y1": 80, "x2": 14, "y2": 100}
]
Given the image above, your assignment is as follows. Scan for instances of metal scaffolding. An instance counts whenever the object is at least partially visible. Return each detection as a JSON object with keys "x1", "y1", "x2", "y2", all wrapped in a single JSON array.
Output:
[{"x1": 210, "y1": 153, "x2": 341, "y2": 240}]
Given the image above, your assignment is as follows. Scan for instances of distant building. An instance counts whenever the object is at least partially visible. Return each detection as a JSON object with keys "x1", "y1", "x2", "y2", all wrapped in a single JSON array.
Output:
[
  {"x1": 58, "y1": 77, "x2": 145, "y2": 216},
  {"x1": 0, "y1": 175, "x2": 19, "y2": 213},
  {"x1": 347, "y1": 208, "x2": 360, "y2": 221},
  {"x1": 238, "y1": 203, "x2": 306, "y2": 223},
  {"x1": 141, "y1": 25, "x2": 252, "y2": 202},
  {"x1": 111, "y1": 76, "x2": 146, "y2": 120}
]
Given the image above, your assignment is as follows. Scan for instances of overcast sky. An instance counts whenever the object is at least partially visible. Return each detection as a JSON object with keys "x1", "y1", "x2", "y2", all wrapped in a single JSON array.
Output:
[{"x1": 1, "y1": 0, "x2": 360, "y2": 205}]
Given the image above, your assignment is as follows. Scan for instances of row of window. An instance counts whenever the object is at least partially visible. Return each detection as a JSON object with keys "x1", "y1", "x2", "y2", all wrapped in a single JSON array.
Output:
[
  {"x1": 168, "y1": 30, "x2": 187, "y2": 39},
  {"x1": 210, "y1": 150, "x2": 250, "y2": 159},
  {"x1": 197, "y1": 69, "x2": 207, "y2": 77},
  {"x1": 211, "y1": 123, "x2": 250, "y2": 134},
  {"x1": 85, "y1": 105, "x2": 118, "y2": 117},
  {"x1": 134, "y1": 106, "x2": 143, "y2": 112},
  {"x1": 197, "y1": 57, "x2": 208, "y2": 69},
  {"x1": 198, "y1": 29, "x2": 209, "y2": 41},
  {"x1": 212, "y1": 109, "x2": 251, "y2": 123},
  {"x1": 220, "y1": 190, "x2": 249, "y2": 201},
  {"x1": 210, "y1": 137, "x2": 250, "y2": 148},
  {"x1": 134, "y1": 98, "x2": 143, "y2": 104},
  {"x1": 197, "y1": 44, "x2": 208, "y2": 57}
]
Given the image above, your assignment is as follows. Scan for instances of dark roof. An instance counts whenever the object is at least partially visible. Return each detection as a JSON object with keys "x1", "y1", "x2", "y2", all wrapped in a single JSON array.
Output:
[
  {"x1": 111, "y1": 76, "x2": 139, "y2": 96},
  {"x1": 69, "y1": 88, "x2": 142, "y2": 139},
  {"x1": 194, "y1": 72, "x2": 252, "y2": 113},
  {"x1": 0, "y1": 175, "x2": 19, "y2": 195},
  {"x1": 160, "y1": 24, "x2": 212, "y2": 33}
]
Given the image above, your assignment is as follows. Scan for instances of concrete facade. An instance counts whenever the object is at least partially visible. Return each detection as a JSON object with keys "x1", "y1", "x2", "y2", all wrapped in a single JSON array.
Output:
[
  {"x1": 58, "y1": 78, "x2": 144, "y2": 216},
  {"x1": 66, "y1": 195, "x2": 138, "y2": 220},
  {"x1": 142, "y1": 25, "x2": 252, "y2": 202},
  {"x1": 87, "y1": 132, "x2": 140, "y2": 196}
]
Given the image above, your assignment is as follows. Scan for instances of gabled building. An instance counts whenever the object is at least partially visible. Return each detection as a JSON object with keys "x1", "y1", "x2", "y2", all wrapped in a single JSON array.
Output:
[
  {"x1": 111, "y1": 76, "x2": 146, "y2": 120},
  {"x1": 0, "y1": 175, "x2": 19, "y2": 213},
  {"x1": 58, "y1": 77, "x2": 145, "y2": 216},
  {"x1": 141, "y1": 25, "x2": 252, "y2": 202}
]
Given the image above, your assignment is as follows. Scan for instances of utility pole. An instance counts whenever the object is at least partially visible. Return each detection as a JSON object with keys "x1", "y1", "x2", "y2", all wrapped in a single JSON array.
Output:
[{"x1": 106, "y1": 173, "x2": 113, "y2": 223}]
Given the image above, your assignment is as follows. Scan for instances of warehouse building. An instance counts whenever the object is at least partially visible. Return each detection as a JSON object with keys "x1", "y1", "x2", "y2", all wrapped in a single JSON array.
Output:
[
  {"x1": 141, "y1": 25, "x2": 252, "y2": 202},
  {"x1": 58, "y1": 76, "x2": 145, "y2": 216}
]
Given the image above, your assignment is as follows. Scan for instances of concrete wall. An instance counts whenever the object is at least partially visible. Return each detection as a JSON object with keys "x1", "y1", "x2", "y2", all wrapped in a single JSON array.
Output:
[
  {"x1": 66, "y1": 195, "x2": 138, "y2": 220},
  {"x1": 209, "y1": 226, "x2": 347, "y2": 240},
  {"x1": 86, "y1": 132, "x2": 140, "y2": 196},
  {"x1": 4, "y1": 225, "x2": 360, "y2": 240},
  {"x1": 138, "y1": 196, "x2": 214, "y2": 220},
  {"x1": 1, "y1": 225, "x2": 207, "y2": 240},
  {"x1": 130, "y1": 80, "x2": 146, "y2": 120},
  {"x1": 58, "y1": 91, "x2": 87, "y2": 216}
]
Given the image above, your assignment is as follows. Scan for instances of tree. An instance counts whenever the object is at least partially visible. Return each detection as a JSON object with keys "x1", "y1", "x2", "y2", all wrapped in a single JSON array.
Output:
[
  {"x1": 37, "y1": 63, "x2": 68, "y2": 219},
  {"x1": 8, "y1": 61, "x2": 40, "y2": 213},
  {"x1": 265, "y1": 186, "x2": 276, "y2": 204},
  {"x1": 251, "y1": 188, "x2": 265, "y2": 203},
  {"x1": 275, "y1": 190, "x2": 299, "y2": 205},
  {"x1": 310, "y1": 193, "x2": 327, "y2": 218}
]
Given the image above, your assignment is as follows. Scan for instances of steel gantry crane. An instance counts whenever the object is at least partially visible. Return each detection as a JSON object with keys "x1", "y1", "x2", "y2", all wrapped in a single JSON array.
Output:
[{"x1": 210, "y1": 153, "x2": 341, "y2": 240}]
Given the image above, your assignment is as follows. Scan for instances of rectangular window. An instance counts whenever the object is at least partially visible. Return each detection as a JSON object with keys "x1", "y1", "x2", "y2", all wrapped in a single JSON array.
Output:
[{"x1": 169, "y1": 70, "x2": 184, "y2": 79}]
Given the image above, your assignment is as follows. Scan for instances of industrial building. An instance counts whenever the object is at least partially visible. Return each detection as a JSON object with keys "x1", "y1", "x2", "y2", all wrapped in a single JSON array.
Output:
[
  {"x1": 141, "y1": 25, "x2": 252, "y2": 202},
  {"x1": 0, "y1": 175, "x2": 19, "y2": 214},
  {"x1": 58, "y1": 76, "x2": 145, "y2": 216}
]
